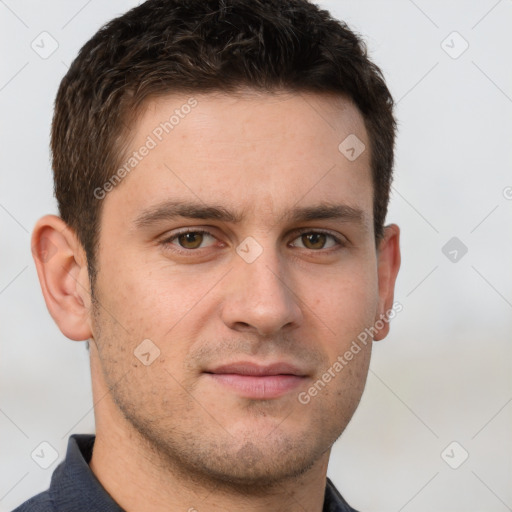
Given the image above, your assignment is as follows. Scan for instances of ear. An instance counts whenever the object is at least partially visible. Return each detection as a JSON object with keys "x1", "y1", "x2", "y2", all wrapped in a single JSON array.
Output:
[
  {"x1": 373, "y1": 224, "x2": 401, "y2": 341},
  {"x1": 31, "y1": 215, "x2": 93, "y2": 341}
]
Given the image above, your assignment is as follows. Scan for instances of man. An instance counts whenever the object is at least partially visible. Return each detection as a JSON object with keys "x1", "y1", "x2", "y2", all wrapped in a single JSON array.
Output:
[{"x1": 18, "y1": 0, "x2": 400, "y2": 510}]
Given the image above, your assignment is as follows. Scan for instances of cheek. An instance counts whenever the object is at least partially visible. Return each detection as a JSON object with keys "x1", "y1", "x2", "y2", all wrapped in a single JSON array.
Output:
[
  {"x1": 100, "y1": 259, "x2": 188, "y2": 323},
  {"x1": 98, "y1": 262, "x2": 225, "y2": 358},
  {"x1": 302, "y1": 263, "x2": 379, "y2": 343}
]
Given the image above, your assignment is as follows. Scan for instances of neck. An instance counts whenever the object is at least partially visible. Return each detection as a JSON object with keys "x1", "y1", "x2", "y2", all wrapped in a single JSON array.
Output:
[{"x1": 88, "y1": 347, "x2": 329, "y2": 512}]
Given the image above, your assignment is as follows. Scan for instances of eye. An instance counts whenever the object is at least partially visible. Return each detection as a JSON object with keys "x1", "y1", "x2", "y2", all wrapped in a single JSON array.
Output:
[
  {"x1": 161, "y1": 228, "x2": 344, "y2": 254},
  {"x1": 163, "y1": 230, "x2": 217, "y2": 250},
  {"x1": 290, "y1": 231, "x2": 342, "y2": 250}
]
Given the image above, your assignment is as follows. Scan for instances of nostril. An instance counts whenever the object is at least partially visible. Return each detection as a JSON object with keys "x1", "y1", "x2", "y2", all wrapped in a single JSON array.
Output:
[{"x1": 234, "y1": 321, "x2": 251, "y2": 330}]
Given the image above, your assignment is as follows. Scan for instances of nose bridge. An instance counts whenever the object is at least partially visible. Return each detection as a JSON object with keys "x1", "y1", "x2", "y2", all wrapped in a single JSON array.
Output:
[
  {"x1": 244, "y1": 247, "x2": 286, "y2": 301},
  {"x1": 221, "y1": 237, "x2": 303, "y2": 335}
]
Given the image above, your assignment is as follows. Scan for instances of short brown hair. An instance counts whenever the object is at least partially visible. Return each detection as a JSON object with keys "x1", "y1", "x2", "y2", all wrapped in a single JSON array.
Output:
[{"x1": 52, "y1": 0, "x2": 396, "y2": 281}]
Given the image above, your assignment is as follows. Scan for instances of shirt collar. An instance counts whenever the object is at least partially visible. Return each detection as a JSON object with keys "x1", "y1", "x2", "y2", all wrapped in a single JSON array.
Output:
[
  {"x1": 324, "y1": 477, "x2": 360, "y2": 512},
  {"x1": 50, "y1": 434, "x2": 358, "y2": 512},
  {"x1": 49, "y1": 434, "x2": 123, "y2": 511}
]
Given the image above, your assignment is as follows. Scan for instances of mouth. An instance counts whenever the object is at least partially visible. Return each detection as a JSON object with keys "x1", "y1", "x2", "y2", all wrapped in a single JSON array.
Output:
[{"x1": 204, "y1": 361, "x2": 308, "y2": 400}]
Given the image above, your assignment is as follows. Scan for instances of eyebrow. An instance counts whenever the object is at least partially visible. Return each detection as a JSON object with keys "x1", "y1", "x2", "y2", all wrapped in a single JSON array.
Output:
[{"x1": 134, "y1": 199, "x2": 368, "y2": 230}]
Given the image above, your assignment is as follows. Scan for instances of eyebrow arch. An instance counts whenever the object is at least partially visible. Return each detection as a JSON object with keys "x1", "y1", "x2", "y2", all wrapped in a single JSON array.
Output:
[
  {"x1": 134, "y1": 199, "x2": 368, "y2": 229},
  {"x1": 134, "y1": 200, "x2": 243, "y2": 228}
]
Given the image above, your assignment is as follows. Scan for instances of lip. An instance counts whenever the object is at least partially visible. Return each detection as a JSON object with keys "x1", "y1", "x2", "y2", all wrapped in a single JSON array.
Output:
[
  {"x1": 204, "y1": 361, "x2": 308, "y2": 400},
  {"x1": 208, "y1": 361, "x2": 306, "y2": 377}
]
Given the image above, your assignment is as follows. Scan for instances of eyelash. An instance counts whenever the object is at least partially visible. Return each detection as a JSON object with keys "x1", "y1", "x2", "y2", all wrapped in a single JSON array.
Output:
[{"x1": 161, "y1": 228, "x2": 346, "y2": 254}]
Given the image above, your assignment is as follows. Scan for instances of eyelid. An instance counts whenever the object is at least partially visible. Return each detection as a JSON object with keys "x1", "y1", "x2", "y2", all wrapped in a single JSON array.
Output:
[
  {"x1": 161, "y1": 228, "x2": 218, "y2": 250},
  {"x1": 289, "y1": 228, "x2": 347, "y2": 248}
]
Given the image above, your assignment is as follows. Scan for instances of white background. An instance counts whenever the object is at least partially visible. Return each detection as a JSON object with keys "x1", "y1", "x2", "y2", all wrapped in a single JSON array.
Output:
[{"x1": 1, "y1": 1, "x2": 511, "y2": 511}]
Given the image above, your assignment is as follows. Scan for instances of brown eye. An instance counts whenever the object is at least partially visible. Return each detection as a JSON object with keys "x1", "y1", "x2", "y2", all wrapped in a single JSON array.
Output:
[
  {"x1": 177, "y1": 232, "x2": 205, "y2": 249},
  {"x1": 302, "y1": 232, "x2": 327, "y2": 250},
  {"x1": 290, "y1": 231, "x2": 341, "y2": 250},
  {"x1": 162, "y1": 229, "x2": 219, "y2": 254}
]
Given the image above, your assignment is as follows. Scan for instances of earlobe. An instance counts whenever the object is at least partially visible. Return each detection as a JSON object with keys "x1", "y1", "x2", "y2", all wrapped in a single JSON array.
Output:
[
  {"x1": 373, "y1": 224, "x2": 401, "y2": 341},
  {"x1": 31, "y1": 215, "x2": 93, "y2": 341}
]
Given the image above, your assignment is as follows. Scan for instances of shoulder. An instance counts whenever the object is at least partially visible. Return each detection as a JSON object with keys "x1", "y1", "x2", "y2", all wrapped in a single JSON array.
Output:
[{"x1": 10, "y1": 490, "x2": 54, "y2": 512}]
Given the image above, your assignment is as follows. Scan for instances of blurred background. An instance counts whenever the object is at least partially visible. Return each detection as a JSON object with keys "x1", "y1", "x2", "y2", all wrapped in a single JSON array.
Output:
[{"x1": 1, "y1": 1, "x2": 511, "y2": 510}]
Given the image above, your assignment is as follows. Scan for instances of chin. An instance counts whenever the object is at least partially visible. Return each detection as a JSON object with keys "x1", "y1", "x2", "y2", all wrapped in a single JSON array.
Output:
[
  {"x1": 160, "y1": 421, "x2": 334, "y2": 493},
  {"x1": 191, "y1": 440, "x2": 323, "y2": 491}
]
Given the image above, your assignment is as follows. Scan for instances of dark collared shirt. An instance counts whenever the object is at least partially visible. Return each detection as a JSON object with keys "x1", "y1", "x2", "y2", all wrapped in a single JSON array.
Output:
[{"x1": 12, "y1": 434, "x2": 359, "y2": 512}]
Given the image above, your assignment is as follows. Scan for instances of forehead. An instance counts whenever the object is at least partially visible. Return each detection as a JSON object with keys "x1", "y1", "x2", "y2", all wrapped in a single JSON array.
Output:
[{"x1": 103, "y1": 91, "x2": 373, "y2": 229}]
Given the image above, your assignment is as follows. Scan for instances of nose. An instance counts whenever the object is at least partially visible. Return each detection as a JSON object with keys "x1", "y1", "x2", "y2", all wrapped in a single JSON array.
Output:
[{"x1": 220, "y1": 246, "x2": 303, "y2": 337}]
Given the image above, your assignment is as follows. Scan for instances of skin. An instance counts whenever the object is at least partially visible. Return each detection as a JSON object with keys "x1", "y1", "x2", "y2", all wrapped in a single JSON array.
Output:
[{"x1": 32, "y1": 91, "x2": 400, "y2": 512}]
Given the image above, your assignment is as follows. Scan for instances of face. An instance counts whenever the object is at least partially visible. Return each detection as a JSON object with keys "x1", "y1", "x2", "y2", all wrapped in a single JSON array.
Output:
[{"x1": 88, "y1": 91, "x2": 392, "y2": 486}]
